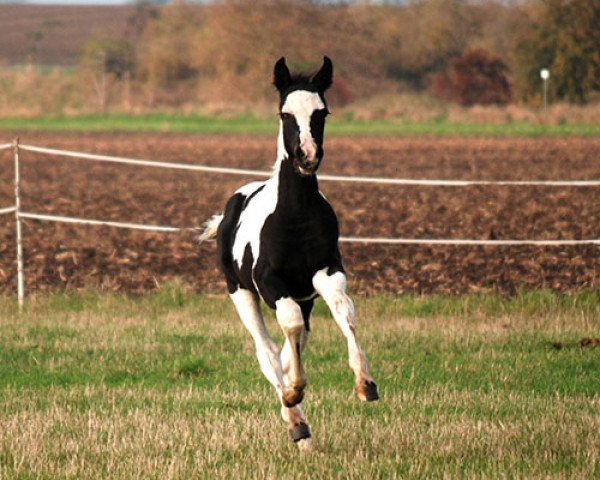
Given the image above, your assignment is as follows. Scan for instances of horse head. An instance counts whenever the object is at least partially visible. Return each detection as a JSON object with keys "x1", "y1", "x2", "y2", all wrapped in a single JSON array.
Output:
[{"x1": 274, "y1": 56, "x2": 333, "y2": 176}]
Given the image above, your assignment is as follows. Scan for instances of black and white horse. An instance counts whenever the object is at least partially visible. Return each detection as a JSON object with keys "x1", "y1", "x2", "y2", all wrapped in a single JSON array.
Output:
[{"x1": 200, "y1": 57, "x2": 378, "y2": 450}]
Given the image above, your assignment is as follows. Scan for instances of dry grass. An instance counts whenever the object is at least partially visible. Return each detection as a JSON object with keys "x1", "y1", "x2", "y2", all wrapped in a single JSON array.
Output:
[
  {"x1": 0, "y1": 291, "x2": 599, "y2": 478},
  {"x1": 343, "y1": 92, "x2": 600, "y2": 125},
  {"x1": 1, "y1": 65, "x2": 599, "y2": 126}
]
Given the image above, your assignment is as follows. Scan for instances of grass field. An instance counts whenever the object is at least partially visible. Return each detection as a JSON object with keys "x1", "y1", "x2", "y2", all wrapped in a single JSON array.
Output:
[
  {"x1": 1, "y1": 113, "x2": 600, "y2": 136},
  {"x1": 1, "y1": 288, "x2": 599, "y2": 478}
]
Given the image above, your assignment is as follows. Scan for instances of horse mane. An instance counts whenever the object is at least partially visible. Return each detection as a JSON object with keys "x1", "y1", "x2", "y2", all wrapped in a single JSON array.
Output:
[
  {"x1": 289, "y1": 73, "x2": 312, "y2": 86},
  {"x1": 275, "y1": 73, "x2": 319, "y2": 96}
]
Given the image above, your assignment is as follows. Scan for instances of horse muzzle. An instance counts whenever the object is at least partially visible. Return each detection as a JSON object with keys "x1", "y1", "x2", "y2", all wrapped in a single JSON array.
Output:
[
  {"x1": 294, "y1": 145, "x2": 322, "y2": 175},
  {"x1": 294, "y1": 155, "x2": 321, "y2": 176}
]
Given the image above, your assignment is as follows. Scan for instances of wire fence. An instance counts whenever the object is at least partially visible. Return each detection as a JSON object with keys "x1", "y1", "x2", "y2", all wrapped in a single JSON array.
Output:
[
  {"x1": 18, "y1": 144, "x2": 600, "y2": 187},
  {"x1": 2, "y1": 139, "x2": 599, "y2": 306},
  {"x1": 0, "y1": 206, "x2": 16, "y2": 216}
]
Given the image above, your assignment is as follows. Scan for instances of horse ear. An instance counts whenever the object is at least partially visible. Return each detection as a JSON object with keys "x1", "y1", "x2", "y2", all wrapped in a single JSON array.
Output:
[
  {"x1": 273, "y1": 57, "x2": 292, "y2": 93},
  {"x1": 311, "y1": 56, "x2": 333, "y2": 92}
]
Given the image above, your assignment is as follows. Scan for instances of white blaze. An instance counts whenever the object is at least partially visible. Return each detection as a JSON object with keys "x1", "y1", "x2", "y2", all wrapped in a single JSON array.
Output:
[{"x1": 281, "y1": 90, "x2": 325, "y2": 161}]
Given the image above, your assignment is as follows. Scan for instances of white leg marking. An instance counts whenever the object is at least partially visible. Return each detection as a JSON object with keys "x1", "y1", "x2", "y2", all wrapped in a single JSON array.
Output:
[
  {"x1": 230, "y1": 289, "x2": 285, "y2": 396},
  {"x1": 297, "y1": 437, "x2": 313, "y2": 452},
  {"x1": 275, "y1": 298, "x2": 308, "y2": 406},
  {"x1": 312, "y1": 269, "x2": 374, "y2": 387},
  {"x1": 281, "y1": 332, "x2": 308, "y2": 383},
  {"x1": 280, "y1": 328, "x2": 311, "y2": 443},
  {"x1": 275, "y1": 297, "x2": 304, "y2": 331},
  {"x1": 232, "y1": 290, "x2": 313, "y2": 443}
]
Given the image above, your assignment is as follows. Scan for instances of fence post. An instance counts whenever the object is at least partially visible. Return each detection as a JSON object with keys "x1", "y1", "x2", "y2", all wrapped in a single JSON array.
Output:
[{"x1": 14, "y1": 137, "x2": 24, "y2": 309}]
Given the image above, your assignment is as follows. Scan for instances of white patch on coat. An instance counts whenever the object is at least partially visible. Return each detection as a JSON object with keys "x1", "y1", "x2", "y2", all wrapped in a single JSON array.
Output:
[
  {"x1": 232, "y1": 124, "x2": 290, "y2": 272},
  {"x1": 230, "y1": 288, "x2": 284, "y2": 394},
  {"x1": 281, "y1": 90, "x2": 325, "y2": 161},
  {"x1": 232, "y1": 178, "x2": 278, "y2": 270},
  {"x1": 235, "y1": 181, "x2": 265, "y2": 197},
  {"x1": 275, "y1": 297, "x2": 304, "y2": 331},
  {"x1": 232, "y1": 177, "x2": 280, "y2": 271},
  {"x1": 312, "y1": 268, "x2": 346, "y2": 294},
  {"x1": 273, "y1": 119, "x2": 287, "y2": 172}
]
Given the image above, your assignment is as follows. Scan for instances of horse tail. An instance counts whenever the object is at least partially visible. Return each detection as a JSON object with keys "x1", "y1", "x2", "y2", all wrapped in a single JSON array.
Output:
[{"x1": 198, "y1": 214, "x2": 224, "y2": 243}]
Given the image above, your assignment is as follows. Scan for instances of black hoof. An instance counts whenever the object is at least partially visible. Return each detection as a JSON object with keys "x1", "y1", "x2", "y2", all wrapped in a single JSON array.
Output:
[
  {"x1": 357, "y1": 380, "x2": 379, "y2": 402},
  {"x1": 290, "y1": 422, "x2": 311, "y2": 442}
]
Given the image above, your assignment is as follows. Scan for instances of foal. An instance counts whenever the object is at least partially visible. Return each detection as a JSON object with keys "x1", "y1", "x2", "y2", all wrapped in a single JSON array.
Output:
[{"x1": 200, "y1": 57, "x2": 378, "y2": 450}]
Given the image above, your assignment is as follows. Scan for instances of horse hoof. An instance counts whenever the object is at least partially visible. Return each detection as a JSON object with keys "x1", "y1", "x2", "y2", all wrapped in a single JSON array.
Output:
[
  {"x1": 282, "y1": 387, "x2": 305, "y2": 407},
  {"x1": 290, "y1": 422, "x2": 311, "y2": 443},
  {"x1": 356, "y1": 380, "x2": 379, "y2": 402}
]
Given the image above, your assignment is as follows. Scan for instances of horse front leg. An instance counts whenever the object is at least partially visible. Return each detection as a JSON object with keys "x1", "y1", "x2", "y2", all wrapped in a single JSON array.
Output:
[
  {"x1": 279, "y1": 299, "x2": 312, "y2": 448},
  {"x1": 275, "y1": 297, "x2": 308, "y2": 407},
  {"x1": 231, "y1": 287, "x2": 312, "y2": 448},
  {"x1": 280, "y1": 333, "x2": 311, "y2": 442},
  {"x1": 313, "y1": 269, "x2": 379, "y2": 401},
  {"x1": 229, "y1": 288, "x2": 286, "y2": 399},
  {"x1": 254, "y1": 269, "x2": 312, "y2": 447},
  {"x1": 281, "y1": 403, "x2": 311, "y2": 450}
]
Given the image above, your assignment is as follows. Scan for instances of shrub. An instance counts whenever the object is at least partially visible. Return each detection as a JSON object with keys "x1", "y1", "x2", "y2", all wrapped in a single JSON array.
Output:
[{"x1": 431, "y1": 48, "x2": 512, "y2": 106}]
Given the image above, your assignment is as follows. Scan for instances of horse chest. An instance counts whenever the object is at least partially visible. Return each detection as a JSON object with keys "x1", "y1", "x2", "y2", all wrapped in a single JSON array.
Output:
[
  {"x1": 233, "y1": 182, "x2": 337, "y2": 264},
  {"x1": 258, "y1": 204, "x2": 339, "y2": 281}
]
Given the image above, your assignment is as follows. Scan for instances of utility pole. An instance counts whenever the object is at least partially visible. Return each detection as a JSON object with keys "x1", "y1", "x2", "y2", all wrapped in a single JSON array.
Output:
[{"x1": 540, "y1": 69, "x2": 550, "y2": 112}]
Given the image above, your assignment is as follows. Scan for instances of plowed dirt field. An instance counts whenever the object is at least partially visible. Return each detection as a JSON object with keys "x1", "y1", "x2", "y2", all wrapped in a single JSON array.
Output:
[{"x1": 1, "y1": 132, "x2": 598, "y2": 296}]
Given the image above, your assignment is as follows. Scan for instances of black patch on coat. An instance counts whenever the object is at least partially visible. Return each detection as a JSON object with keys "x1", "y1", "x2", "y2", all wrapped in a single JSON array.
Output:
[
  {"x1": 251, "y1": 157, "x2": 342, "y2": 309},
  {"x1": 236, "y1": 243, "x2": 257, "y2": 296},
  {"x1": 298, "y1": 300, "x2": 314, "y2": 332},
  {"x1": 217, "y1": 192, "x2": 245, "y2": 294}
]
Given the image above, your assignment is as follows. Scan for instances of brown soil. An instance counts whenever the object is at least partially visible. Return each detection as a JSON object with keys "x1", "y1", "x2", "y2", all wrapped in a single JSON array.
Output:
[{"x1": 0, "y1": 132, "x2": 598, "y2": 296}]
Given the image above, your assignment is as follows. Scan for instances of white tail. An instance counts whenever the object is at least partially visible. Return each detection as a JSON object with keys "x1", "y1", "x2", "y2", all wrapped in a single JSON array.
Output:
[{"x1": 198, "y1": 214, "x2": 224, "y2": 243}]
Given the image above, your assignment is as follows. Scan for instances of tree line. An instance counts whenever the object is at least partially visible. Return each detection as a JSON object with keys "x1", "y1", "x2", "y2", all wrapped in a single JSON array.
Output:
[{"x1": 78, "y1": 0, "x2": 600, "y2": 111}]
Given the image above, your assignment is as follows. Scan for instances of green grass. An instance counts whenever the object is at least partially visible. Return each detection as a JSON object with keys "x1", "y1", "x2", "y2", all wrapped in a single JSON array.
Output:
[
  {"x1": 0, "y1": 289, "x2": 599, "y2": 478},
  {"x1": 1, "y1": 113, "x2": 599, "y2": 136}
]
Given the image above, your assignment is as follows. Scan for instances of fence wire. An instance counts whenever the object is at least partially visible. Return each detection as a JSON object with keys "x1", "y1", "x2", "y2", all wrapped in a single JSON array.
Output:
[
  {"x1": 19, "y1": 144, "x2": 600, "y2": 187},
  {"x1": 0, "y1": 144, "x2": 600, "y2": 246},
  {"x1": 4, "y1": 141, "x2": 600, "y2": 246},
  {"x1": 4, "y1": 139, "x2": 600, "y2": 305}
]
